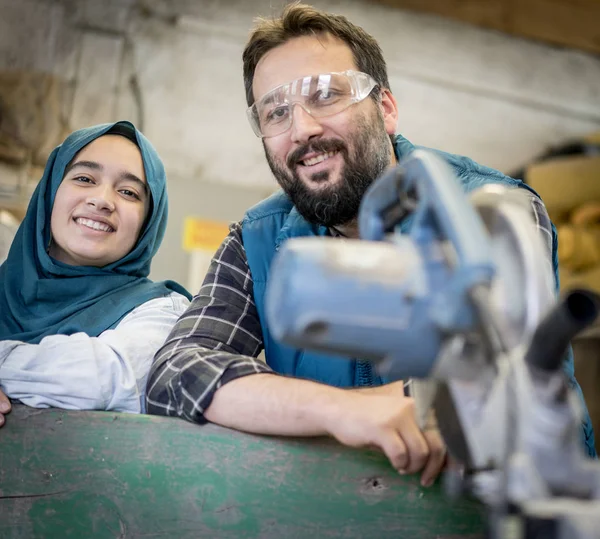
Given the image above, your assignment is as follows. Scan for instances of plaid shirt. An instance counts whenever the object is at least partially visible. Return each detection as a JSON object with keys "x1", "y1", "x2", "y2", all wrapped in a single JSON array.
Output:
[{"x1": 146, "y1": 190, "x2": 554, "y2": 422}]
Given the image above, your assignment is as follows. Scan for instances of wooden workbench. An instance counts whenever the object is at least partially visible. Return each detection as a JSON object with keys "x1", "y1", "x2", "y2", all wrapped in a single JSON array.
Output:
[{"x1": 0, "y1": 405, "x2": 485, "y2": 538}]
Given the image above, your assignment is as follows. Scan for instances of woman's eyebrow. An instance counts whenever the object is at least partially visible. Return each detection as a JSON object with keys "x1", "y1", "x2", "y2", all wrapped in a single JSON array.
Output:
[
  {"x1": 118, "y1": 172, "x2": 148, "y2": 195},
  {"x1": 64, "y1": 160, "x2": 102, "y2": 175}
]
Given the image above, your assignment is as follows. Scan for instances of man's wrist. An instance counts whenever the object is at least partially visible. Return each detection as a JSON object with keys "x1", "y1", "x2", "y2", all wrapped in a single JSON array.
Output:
[{"x1": 307, "y1": 384, "x2": 354, "y2": 436}]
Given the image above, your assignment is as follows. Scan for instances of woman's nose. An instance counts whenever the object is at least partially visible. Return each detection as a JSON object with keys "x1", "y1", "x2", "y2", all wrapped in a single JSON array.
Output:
[{"x1": 86, "y1": 187, "x2": 115, "y2": 212}]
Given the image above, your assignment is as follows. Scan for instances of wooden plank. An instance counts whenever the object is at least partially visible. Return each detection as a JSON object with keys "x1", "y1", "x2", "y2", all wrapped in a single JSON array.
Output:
[
  {"x1": 0, "y1": 406, "x2": 485, "y2": 538},
  {"x1": 372, "y1": 0, "x2": 600, "y2": 55},
  {"x1": 512, "y1": 0, "x2": 600, "y2": 56},
  {"x1": 372, "y1": 0, "x2": 506, "y2": 28}
]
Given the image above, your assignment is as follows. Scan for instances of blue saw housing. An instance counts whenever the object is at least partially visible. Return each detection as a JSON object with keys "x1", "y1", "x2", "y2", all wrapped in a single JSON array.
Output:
[{"x1": 265, "y1": 150, "x2": 496, "y2": 380}]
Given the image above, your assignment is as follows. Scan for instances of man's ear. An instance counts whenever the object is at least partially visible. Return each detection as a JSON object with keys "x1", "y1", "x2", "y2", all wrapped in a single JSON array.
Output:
[{"x1": 379, "y1": 88, "x2": 398, "y2": 136}]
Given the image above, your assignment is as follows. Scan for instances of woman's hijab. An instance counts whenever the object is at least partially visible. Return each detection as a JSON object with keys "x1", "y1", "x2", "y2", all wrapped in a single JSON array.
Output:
[{"x1": 0, "y1": 121, "x2": 190, "y2": 344}]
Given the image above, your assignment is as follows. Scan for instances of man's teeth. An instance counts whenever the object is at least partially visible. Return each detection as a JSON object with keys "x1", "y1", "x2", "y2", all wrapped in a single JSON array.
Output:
[
  {"x1": 76, "y1": 218, "x2": 113, "y2": 232},
  {"x1": 302, "y1": 151, "x2": 337, "y2": 166}
]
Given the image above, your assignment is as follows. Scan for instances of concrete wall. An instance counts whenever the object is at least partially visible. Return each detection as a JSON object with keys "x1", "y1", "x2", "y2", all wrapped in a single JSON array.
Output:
[{"x1": 1, "y1": 0, "x2": 600, "y2": 288}]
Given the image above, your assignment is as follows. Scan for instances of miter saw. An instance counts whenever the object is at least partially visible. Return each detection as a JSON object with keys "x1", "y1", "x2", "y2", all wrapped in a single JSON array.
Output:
[{"x1": 265, "y1": 150, "x2": 600, "y2": 539}]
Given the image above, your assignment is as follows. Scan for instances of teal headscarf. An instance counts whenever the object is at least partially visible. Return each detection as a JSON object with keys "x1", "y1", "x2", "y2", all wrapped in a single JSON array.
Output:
[{"x1": 0, "y1": 121, "x2": 190, "y2": 344}]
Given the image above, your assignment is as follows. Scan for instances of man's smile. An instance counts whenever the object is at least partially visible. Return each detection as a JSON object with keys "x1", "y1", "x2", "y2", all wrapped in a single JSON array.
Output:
[{"x1": 300, "y1": 151, "x2": 339, "y2": 167}]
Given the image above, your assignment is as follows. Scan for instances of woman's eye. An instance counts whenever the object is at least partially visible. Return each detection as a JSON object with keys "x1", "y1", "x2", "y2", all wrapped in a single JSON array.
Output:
[
  {"x1": 74, "y1": 176, "x2": 93, "y2": 184},
  {"x1": 120, "y1": 189, "x2": 140, "y2": 200}
]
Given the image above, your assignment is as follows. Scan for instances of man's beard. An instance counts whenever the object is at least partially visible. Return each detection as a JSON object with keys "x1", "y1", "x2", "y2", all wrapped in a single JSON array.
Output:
[{"x1": 264, "y1": 109, "x2": 392, "y2": 228}]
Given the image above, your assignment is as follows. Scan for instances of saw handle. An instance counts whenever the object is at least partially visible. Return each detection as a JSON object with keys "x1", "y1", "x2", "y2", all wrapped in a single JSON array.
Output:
[
  {"x1": 525, "y1": 290, "x2": 600, "y2": 372},
  {"x1": 359, "y1": 150, "x2": 495, "y2": 280}
]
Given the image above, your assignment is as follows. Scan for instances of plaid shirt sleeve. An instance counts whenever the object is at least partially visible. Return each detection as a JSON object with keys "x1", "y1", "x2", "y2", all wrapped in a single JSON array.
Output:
[
  {"x1": 525, "y1": 190, "x2": 553, "y2": 261},
  {"x1": 145, "y1": 221, "x2": 273, "y2": 423},
  {"x1": 519, "y1": 188, "x2": 556, "y2": 288}
]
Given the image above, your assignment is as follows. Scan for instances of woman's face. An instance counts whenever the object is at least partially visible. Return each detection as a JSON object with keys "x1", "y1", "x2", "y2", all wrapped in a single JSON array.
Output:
[{"x1": 48, "y1": 135, "x2": 150, "y2": 267}]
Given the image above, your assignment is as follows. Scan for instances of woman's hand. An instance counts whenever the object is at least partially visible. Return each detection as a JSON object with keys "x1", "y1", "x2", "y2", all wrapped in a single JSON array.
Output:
[{"x1": 0, "y1": 389, "x2": 11, "y2": 427}]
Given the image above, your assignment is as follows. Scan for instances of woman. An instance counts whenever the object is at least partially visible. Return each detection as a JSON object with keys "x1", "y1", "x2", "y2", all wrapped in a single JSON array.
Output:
[{"x1": 0, "y1": 121, "x2": 191, "y2": 425}]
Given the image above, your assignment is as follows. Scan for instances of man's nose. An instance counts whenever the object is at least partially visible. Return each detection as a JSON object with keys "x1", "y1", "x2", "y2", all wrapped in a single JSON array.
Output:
[
  {"x1": 86, "y1": 186, "x2": 115, "y2": 212},
  {"x1": 290, "y1": 103, "x2": 324, "y2": 143}
]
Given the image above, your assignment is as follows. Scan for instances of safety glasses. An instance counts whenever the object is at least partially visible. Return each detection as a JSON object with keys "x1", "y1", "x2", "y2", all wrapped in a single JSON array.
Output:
[{"x1": 247, "y1": 70, "x2": 378, "y2": 138}]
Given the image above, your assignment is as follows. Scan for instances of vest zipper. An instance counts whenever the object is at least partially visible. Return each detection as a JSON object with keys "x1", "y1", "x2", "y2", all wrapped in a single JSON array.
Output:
[{"x1": 357, "y1": 359, "x2": 374, "y2": 387}]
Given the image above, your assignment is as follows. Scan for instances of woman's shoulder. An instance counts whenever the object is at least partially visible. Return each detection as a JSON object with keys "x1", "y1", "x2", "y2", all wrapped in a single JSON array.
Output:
[
  {"x1": 139, "y1": 291, "x2": 191, "y2": 314},
  {"x1": 117, "y1": 291, "x2": 190, "y2": 327},
  {"x1": 156, "y1": 290, "x2": 191, "y2": 312}
]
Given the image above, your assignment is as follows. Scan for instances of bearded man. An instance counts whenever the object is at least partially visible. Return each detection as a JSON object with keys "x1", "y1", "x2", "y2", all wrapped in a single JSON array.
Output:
[{"x1": 146, "y1": 3, "x2": 596, "y2": 484}]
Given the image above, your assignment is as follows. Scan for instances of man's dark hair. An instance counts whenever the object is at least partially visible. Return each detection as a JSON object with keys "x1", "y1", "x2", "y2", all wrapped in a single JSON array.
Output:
[{"x1": 242, "y1": 2, "x2": 391, "y2": 107}]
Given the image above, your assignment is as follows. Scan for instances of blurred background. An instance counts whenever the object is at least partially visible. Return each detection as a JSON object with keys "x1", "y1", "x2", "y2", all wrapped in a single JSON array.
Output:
[{"x1": 0, "y1": 0, "x2": 599, "y2": 429}]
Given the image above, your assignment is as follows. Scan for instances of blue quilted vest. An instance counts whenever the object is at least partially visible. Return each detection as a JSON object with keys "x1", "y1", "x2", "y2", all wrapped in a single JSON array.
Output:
[{"x1": 242, "y1": 134, "x2": 596, "y2": 457}]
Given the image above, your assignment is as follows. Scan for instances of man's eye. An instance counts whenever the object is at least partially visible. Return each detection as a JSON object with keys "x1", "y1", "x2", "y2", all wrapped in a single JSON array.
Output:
[
  {"x1": 312, "y1": 89, "x2": 342, "y2": 105},
  {"x1": 265, "y1": 106, "x2": 289, "y2": 123}
]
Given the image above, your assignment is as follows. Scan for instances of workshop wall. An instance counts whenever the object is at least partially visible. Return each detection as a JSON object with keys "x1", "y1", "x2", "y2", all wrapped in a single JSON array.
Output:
[{"x1": 1, "y1": 0, "x2": 599, "y2": 288}]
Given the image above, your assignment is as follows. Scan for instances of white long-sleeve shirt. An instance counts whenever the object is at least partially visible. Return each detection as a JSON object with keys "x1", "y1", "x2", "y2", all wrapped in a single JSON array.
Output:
[{"x1": 0, "y1": 291, "x2": 189, "y2": 413}]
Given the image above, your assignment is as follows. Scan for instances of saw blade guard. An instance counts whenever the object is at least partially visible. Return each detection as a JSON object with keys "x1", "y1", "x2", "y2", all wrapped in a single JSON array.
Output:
[{"x1": 467, "y1": 185, "x2": 555, "y2": 353}]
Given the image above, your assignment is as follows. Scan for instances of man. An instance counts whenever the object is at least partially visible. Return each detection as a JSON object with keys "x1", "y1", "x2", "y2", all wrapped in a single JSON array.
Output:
[{"x1": 146, "y1": 3, "x2": 596, "y2": 481}]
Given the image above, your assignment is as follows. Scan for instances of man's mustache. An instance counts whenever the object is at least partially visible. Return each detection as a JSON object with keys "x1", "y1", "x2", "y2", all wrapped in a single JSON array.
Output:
[{"x1": 286, "y1": 139, "x2": 347, "y2": 169}]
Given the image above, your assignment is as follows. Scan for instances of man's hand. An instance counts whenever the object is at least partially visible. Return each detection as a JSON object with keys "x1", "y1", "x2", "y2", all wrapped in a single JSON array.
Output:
[
  {"x1": 0, "y1": 389, "x2": 11, "y2": 427},
  {"x1": 324, "y1": 382, "x2": 446, "y2": 487}
]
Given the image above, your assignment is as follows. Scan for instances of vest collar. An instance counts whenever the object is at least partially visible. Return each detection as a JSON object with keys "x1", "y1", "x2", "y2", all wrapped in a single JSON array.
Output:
[
  {"x1": 393, "y1": 133, "x2": 417, "y2": 161},
  {"x1": 274, "y1": 206, "x2": 329, "y2": 251}
]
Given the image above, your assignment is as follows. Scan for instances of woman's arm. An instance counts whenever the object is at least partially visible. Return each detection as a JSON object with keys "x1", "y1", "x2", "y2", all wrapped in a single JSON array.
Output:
[{"x1": 0, "y1": 292, "x2": 189, "y2": 413}]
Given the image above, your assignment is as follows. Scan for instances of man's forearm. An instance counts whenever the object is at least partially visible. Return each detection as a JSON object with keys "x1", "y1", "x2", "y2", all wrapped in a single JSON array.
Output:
[
  {"x1": 204, "y1": 372, "x2": 447, "y2": 486},
  {"x1": 205, "y1": 373, "x2": 346, "y2": 436}
]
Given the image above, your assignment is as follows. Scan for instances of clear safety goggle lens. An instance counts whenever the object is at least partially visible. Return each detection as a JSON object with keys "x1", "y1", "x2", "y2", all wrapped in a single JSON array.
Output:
[{"x1": 247, "y1": 70, "x2": 377, "y2": 138}]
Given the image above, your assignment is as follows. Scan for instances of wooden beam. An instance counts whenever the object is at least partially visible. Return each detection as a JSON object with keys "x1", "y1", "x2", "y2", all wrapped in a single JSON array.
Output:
[
  {"x1": 511, "y1": 0, "x2": 600, "y2": 55},
  {"x1": 373, "y1": 0, "x2": 506, "y2": 28},
  {"x1": 373, "y1": 0, "x2": 600, "y2": 56},
  {"x1": 0, "y1": 406, "x2": 485, "y2": 538}
]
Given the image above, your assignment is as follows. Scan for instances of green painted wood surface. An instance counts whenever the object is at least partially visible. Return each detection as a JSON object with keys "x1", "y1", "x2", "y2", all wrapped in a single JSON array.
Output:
[{"x1": 0, "y1": 405, "x2": 485, "y2": 538}]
